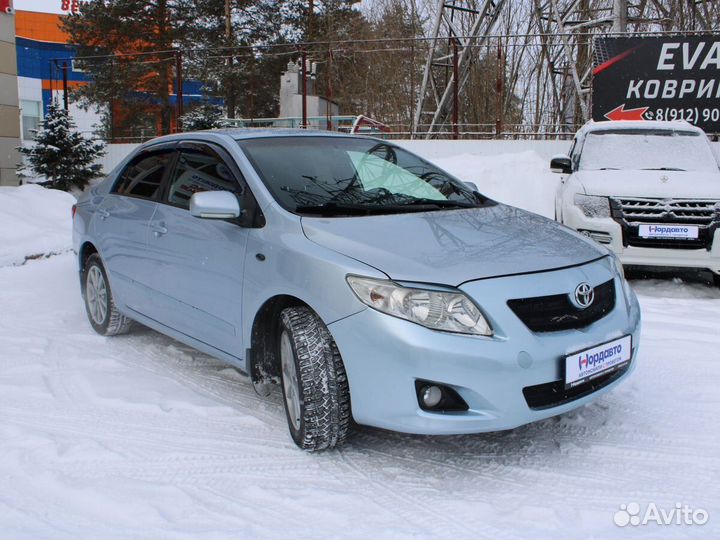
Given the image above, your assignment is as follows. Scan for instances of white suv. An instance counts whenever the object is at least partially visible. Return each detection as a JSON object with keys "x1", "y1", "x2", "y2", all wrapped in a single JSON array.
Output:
[{"x1": 553, "y1": 120, "x2": 720, "y2": 285}]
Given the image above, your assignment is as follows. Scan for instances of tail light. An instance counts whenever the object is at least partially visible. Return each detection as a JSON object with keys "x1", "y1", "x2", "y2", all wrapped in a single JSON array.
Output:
[{"x1": 71, "y1": 204, "x2": 77, "y2": 219}]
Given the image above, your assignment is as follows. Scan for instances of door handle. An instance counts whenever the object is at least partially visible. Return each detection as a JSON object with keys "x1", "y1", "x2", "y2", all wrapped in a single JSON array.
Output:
[
  {"x1": 151, "y1": 223, "x2": 168, "y2": 237},
  {"x1": 98, "y1": 209, "x2": 110, "y2": 220}
]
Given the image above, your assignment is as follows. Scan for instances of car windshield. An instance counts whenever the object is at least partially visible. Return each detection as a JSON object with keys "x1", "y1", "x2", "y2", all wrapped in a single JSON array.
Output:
[
  {"x1": 579, "y1": 129, "x2": 719, "y2": 172},
  {"x1": 237, "y1": 136, "x2": 489, "y2": 216}
]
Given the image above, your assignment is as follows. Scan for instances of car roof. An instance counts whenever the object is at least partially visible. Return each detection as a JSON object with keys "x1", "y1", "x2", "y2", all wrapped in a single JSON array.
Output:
[
  {"x1": 144, "y1": 128, "x2": 371, "y2": 146},
  {"x1": 577, "y1": 119, "x2": 705, "y2": 137}
]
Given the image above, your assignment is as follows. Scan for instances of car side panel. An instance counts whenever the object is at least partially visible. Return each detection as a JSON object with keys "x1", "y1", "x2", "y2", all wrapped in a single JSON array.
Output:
[
  {"x1": 91, "y1": 194, "x2": 158, "y2": 315},
  {"x1": 144, "y1": 203, "x2": 249, "y2": 356}
]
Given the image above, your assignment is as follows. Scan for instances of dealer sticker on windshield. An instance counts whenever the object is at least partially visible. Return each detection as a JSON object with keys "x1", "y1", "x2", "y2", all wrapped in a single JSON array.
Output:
[
  {"x1": 638, "y1": 224, "x2": 698, "y2": 239},
  {"x1": 565, "y1": 335, "x2": 632, "y2": 389}
]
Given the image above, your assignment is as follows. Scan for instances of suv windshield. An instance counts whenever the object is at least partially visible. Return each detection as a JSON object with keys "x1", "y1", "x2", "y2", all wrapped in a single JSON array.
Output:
[
  {"x1": 579, "y1": 129, "x2": 719, "y2": 172},
  {"x1": 237, "y1": 136, "x2": 489, "y2": 216}
]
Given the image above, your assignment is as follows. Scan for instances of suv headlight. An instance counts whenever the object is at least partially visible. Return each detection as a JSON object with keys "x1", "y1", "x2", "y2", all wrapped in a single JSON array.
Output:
[
  {"x1": 346, "y1": 275, "x2": 492, "y2": 336},
  {"x1": 574, "y1": 194, "x2": 610, "y2": 218}
]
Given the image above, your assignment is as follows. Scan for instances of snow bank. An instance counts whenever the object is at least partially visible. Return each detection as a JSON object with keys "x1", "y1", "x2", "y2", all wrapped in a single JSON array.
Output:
[
  {"x1": 398, "y1": 142, "x2": 561, "y2": 217},
  {"x1": 0, "y1": 185, "x2": 76, "y2": 267}
]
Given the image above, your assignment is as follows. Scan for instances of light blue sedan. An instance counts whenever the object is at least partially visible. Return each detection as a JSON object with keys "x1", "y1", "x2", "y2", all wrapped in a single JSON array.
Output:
[{"x1": 73, "y1": 130, "x2": 641, "y2": 451}]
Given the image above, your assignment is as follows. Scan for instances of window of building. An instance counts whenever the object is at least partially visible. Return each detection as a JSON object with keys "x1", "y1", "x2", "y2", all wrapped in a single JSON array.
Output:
[{"x1": 20, "y1": 100, "x2": 42, "y2": 141}]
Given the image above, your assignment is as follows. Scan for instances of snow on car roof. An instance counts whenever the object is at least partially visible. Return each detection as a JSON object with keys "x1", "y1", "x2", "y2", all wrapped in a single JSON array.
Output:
[{"x1": 577, "y1": 119, "x2": 704, "y2": 137}]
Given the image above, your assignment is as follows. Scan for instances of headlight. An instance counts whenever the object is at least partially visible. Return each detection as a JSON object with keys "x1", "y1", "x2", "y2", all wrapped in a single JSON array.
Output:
[
  {"x1": 574, "y1": 194, "x2": 610, "y2": 218},
  {"x1": 608, "y1": 250, "x2": 624, "y2": 278},
  {"x1": 607, "y1": 251, "x2": 634, "y2": 307},
  {"x1": 346, "y1": 275, "x2": 492, "y2": 336}
]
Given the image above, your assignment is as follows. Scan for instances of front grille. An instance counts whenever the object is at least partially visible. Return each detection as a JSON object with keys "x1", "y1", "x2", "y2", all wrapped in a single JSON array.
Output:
[
  {"x1": 611, "y1": 197, "x2": 719, "y2": 250},
  {"x1": 507, "y1": 279, "x2": 615, "y2": 333},
  {"x1": 523, "y1": 363, "x2": 630, "y2": 410}
]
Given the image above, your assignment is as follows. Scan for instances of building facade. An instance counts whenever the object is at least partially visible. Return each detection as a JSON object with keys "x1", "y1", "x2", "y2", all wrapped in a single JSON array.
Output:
[
  {"x1": 0, "y1": 2, "x2": 20, "y2": 186},
  {"x1": 14, "y1": 0, "x2": 207, "y2": 145}
]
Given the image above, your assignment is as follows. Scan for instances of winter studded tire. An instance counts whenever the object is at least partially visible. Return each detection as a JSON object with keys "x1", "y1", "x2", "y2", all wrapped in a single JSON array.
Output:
[
  {"x1": 279, "y1": 306, "x2": 351, "y2": 451},
  {"x1": 82, "y1": 254, "x2": 133, "y2": 336}
]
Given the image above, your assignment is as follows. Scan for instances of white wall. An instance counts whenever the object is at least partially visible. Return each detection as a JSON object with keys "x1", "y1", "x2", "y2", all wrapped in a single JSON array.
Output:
[
  {"x1": 98, "y1": 143, "x2": 139, "y2": 174},
  {"x1": 394, "y1": 140, "x2": 573, "y2": 162}
]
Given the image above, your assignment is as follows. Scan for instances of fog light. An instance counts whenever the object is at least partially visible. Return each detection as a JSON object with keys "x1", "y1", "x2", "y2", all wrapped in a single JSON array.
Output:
[
  {"x1": 421, "y1": 385, "x2": 443, "y2": 408},
  {"x1": 414, "y1": 380, "x2": 469, "y2": 412},
  {"x1": 579, "y1": 229, "x2": 612, "y2": 244}
]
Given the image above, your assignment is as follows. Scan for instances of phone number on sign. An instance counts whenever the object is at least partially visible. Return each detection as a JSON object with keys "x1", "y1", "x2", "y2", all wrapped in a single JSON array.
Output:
[{"x1": 645, "y1": 107, "x2": 720, "y2": 124}]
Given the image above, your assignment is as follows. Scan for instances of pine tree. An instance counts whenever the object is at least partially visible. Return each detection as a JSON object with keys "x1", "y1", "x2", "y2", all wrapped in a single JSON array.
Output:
[
  {"x1": 179, "y1": 101, "x2": 231, "y2": 131},
  {"x1": 19, "y1": 102, "x2": 106, "y2": 192},
  {"x1": 61, "y1": 0, "x2": 188, "y2": 137}
]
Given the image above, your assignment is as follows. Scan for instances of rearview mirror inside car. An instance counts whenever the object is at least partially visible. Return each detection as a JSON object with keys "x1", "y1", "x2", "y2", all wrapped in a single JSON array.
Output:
[{"x1": 189, "y1": 191, "x2": 241, "y2": 219}]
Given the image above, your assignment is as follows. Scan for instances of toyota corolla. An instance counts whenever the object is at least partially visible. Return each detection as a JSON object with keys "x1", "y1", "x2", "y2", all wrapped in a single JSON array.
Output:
[{"x1": 72, "y1": 130, "x2": 641, "y2": 451}]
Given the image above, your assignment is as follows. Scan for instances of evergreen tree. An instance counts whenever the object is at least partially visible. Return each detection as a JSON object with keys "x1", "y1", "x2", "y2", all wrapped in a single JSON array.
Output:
[
  {"x1": 18, "y1": 103, "x2": 106, "y2": 192},
  {"x1": 61, "y1": 0, "x2": 190, "y2": 137},
  {"x1": 179, "y1": 101, "x2": 231, "y2": 131},
  {"x1": 178, "y1": 0, "x2": 305, "y2": 119}
]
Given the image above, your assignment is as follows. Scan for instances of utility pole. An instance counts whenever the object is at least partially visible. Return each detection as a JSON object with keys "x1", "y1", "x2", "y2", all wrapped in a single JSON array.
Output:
[
  {"x1": 495, "y1": 41, "x2": 503, "y2": 137},
  {"x1": 307, "y1": 0, "x2": 314, "y2": 39},
  {"x1": 175, "y1": 51, "x2": 183, "y2": 123},
  {"x1": 225, "y1": 0, "x2": 235, "y2": 118},
  {"x1": 452, "y1": 38, "x2": 458, "y2": 140},
  {"x1": 301, "y1": 50, "x2": 308, "y2": 128},
  {"x1": 326, "y1": 47, "x2": 333, "y2": 131},
  {"x1": 61, "y1": 61, "x2": 68, "y2": 111},
  {"x1": 611, "y1": 0, "x2": 628, "y2": 32}
]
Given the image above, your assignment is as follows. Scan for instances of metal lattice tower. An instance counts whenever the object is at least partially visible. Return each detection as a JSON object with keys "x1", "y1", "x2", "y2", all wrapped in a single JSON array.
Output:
[{"x1": 413, "y1": 0, "x2": 506, "y2": 139}]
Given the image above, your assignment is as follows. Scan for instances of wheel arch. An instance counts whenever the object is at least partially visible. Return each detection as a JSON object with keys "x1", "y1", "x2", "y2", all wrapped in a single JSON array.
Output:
[
  {"x1": 78, "y1": 241, "x2": 99, "y2": 272},
  {"x1": 248, "y1": 294, "x2": 314, "y2": 387}
]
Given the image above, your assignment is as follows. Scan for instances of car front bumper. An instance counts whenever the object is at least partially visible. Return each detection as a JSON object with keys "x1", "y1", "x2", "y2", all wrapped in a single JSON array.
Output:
[
  {"x1": 562, "y1": 208, "x2": 720, "y2": 274},
  {"x1": 328, "y1": 258, "x2": 641, "y2": 435}
]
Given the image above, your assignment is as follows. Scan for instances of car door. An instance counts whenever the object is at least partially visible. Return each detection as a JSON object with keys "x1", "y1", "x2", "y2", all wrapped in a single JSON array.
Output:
[
  {"x1": 144, "y1": 141, "x2": 250, "y2": 357},
  {"x1": 92, "y1": 146, "x2": 176, "y2": 315}
]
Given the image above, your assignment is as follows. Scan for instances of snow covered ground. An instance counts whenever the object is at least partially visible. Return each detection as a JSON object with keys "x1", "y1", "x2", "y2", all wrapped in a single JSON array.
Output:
[{"x1": 1, "y1": 152, "x2": 719, "y2": 539}]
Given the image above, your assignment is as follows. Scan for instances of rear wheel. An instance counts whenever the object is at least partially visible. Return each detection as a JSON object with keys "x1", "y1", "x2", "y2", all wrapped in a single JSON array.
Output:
[
  {"x1": 714, "y1": 272, "x2": 720, "y2": 288},
  {"x1": 278, "y1": 306, "x2": 351, "y2": 451},
  {"x1": 83, "y1": 254, "x2": 133, "y2": 336}
]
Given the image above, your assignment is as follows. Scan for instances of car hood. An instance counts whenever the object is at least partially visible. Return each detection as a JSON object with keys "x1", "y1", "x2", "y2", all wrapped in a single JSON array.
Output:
[
  {"x1": 301, "y1": 203, "x2": 606, "y2": 285},
  {"x1": 575, "y1": 170, "x2": 720, "y2": 199}
]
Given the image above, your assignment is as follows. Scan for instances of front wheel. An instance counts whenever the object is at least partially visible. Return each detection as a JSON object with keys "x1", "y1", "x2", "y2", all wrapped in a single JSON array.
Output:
[
  {"x1": 279, "y1": 306, "x2": 351, "y2": 451},
  {"x1": 82, "y1": 254, "x2": 133, "y2": 336}
]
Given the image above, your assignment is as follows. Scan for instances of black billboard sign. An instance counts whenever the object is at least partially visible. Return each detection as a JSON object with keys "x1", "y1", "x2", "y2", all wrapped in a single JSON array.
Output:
[{"x1": 592, "y1": 36, "x2": 720, "y2": 134}]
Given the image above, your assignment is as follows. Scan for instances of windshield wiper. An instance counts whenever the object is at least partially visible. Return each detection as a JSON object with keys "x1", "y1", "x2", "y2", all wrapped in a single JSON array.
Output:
[
  {"x1": 295, "y1": 200, "x2": 473, "y2": 216},
  {"x1": 640, "y1": 167, "x2": 686, "y2": 171},
  {"x1": 396, "y1": 198, "x2": 476, "y2": 208}
]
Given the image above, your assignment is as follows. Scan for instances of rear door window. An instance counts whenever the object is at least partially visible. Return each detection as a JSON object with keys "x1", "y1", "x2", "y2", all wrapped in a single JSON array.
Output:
[{"x1": 113, "y1": 150, "x2": 175, "y2": 199}]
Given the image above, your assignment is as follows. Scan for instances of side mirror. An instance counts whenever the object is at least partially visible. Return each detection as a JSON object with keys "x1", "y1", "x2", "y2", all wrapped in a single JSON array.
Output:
[
  {"x1": 189, "y1": 191, "x2": 241, "y2": 219},
  {"x1": 550, "y1": 154, "x2": 572, "y2": 174},
  {"x1": 464, "y1": 181, "x2": 479, "y2": 192}
]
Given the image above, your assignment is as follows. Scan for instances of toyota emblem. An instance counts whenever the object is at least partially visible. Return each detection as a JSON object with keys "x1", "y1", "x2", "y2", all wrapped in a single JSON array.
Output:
[{"x1": 574, "y1": 282, "x2": 594, "y2": 309}]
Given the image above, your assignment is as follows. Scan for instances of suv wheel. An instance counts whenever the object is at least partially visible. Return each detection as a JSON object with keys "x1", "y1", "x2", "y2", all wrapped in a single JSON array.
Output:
[
  {"x1": 82, "y1": 254, "x2": 133, "y2": 336},
  {"x1": 278, "y1": 306, "x2": 351, "y2": 451}
]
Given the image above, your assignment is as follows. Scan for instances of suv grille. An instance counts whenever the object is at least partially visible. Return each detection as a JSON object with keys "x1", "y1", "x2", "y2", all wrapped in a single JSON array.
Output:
[
  {"x1": 611, "y1": 197, "x2": 719, "y2": 250},
  {"x1": 507, "y1": 279, "x2": 615, "y2": 333},
  {"x1": 523, "y1": 363, "x2": 630, "y2": 410}
]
